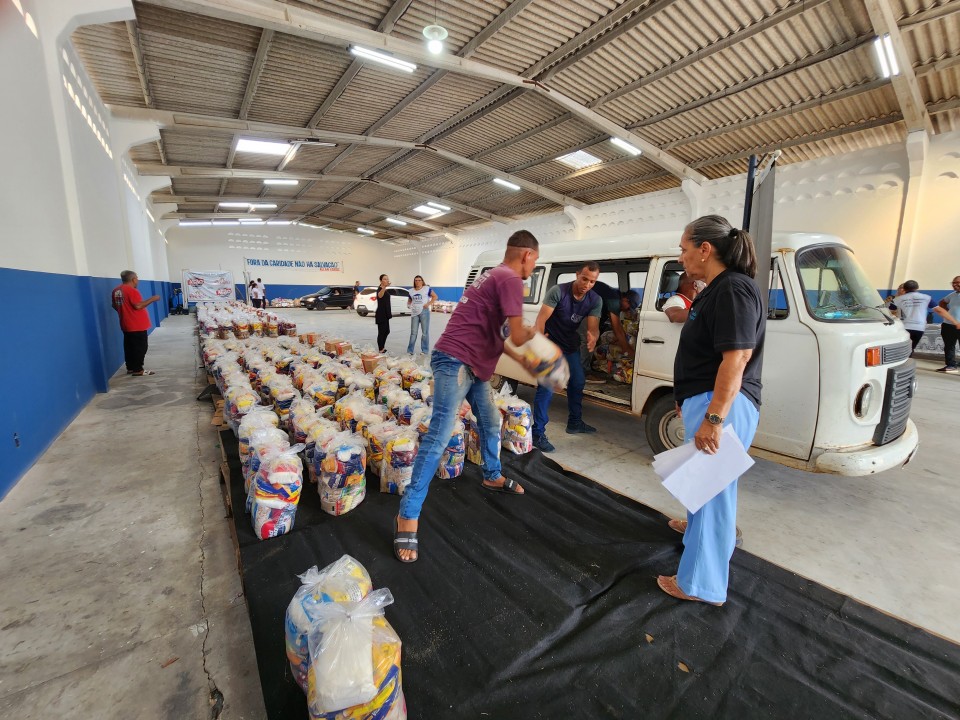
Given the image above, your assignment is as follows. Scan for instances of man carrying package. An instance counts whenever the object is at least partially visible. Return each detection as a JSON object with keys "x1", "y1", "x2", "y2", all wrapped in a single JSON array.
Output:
[
  {"x1": 393, "y1": 230, "x2": 540, "y2": 563},
  {"x1": 532, "y1": 262, "x2": 602, "y2": 452}
]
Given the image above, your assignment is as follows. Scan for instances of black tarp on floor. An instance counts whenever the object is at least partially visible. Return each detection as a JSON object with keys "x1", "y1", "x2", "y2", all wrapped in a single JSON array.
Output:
[{"x1": 221, "y1": 431, "x2": 960, "y2": 720}]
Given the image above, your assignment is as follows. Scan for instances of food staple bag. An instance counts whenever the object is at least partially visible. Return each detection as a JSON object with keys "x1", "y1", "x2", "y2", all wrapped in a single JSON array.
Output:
[{"x1": 306, "y1": 589, "x2": 405, "y2": 720}]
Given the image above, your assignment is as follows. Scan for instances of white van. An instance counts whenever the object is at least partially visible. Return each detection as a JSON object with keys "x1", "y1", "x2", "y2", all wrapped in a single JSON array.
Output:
[{"x1": 471, "y1": 232, "x2": 919, "y2": 476}]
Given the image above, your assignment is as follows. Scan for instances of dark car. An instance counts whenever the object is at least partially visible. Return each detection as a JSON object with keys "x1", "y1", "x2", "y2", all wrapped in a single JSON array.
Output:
[{"x1": 298, "y1": 285, "x2": 356, "y2": 310}]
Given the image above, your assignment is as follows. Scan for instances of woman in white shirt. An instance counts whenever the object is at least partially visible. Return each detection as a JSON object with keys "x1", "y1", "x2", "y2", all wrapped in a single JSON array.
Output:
[{"x1": 407, "y1": 275, "x2": 439, "y2": 355}]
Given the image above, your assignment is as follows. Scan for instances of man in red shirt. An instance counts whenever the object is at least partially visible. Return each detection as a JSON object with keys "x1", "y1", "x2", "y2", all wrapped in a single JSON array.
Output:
[{"x1": 111, "y1": 270, "x2": 160, "y2": 376}]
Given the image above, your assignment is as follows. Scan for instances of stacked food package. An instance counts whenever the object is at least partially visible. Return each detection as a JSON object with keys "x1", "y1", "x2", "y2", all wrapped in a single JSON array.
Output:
[
  {"x1": 435, "y1": 420, "x2": 466, "y2": 479},
  {"x1": 497, "y1": 394, "x2": 534, "y2": 455},
  {"x1": 250, "y1": 444, "x2": 305, "y2": 539},
  {"x1": 380, "y1": 428, "x2": 419, "y2": 495},
  {"x1": 316, "y1": 432, "x2": 367, "y2": 516}
]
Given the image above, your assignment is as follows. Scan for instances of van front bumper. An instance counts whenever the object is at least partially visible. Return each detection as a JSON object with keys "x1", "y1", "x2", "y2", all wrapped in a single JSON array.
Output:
[{"x1": 813, "y1": 419, "x2": 919, "y2": 476}]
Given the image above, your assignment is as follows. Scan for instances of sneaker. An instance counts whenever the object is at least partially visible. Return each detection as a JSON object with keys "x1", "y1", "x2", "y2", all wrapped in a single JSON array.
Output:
[
  {"x1": 566, "y1": 420, "x2": 597, "y2": 434},
  {"x1": 935, "y1": 366, "x2": 959, "y2": 374},
  {"x1": 533, "y1": 434, "x2": 555, "y2": 453}
]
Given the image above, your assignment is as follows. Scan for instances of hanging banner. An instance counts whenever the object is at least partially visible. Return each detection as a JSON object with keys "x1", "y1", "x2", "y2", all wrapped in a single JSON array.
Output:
[
  {"x1": 244, "y1": 258, "x2": 342, "y2": 272},
  {"x1": 182, "y1": 270, "x2": 236, "y2": 303}
]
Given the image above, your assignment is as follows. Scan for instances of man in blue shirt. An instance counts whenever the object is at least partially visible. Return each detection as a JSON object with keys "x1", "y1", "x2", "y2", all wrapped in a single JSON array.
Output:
[
  {"x1": 532, "y1": 262, "x2": 602, "y2": 452},
  {"x1": 937, "y1": 275, "x2": 960, "y2": 373}
]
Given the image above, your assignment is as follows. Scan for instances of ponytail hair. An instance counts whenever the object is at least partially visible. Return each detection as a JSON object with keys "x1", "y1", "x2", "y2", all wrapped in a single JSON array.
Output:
[{"x1": 685, "y1": 215, "x2": 758, "y2": 278}]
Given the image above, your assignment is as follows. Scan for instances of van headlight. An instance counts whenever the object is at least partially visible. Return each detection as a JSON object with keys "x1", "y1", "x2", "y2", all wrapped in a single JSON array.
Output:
[{"x1": 854, "y1": 384, "x2": 873, "y2": 418}]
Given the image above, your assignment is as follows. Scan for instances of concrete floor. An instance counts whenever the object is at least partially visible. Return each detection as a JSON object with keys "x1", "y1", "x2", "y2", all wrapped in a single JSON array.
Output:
[{"x1": 0, "y1": 307, "x2": 956, "y2": 718}]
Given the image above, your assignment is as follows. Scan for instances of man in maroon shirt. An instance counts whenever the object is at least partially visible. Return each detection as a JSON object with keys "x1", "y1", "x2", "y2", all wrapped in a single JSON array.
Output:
[{"x1": 111, "y1": 270, "x2": 160, "y2": 376}]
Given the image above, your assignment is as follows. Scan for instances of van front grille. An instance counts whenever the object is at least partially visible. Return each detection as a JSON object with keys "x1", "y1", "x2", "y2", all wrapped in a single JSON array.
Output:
[
  {"x1": 873, "y1": 361, "x2": 915, "y2": 445},
  {"x1": 881, "y1": 341, "x2": 912, "y2": 365},
  {"x1": 464, "y1": 268, "x2": 479, "y2": 291}
]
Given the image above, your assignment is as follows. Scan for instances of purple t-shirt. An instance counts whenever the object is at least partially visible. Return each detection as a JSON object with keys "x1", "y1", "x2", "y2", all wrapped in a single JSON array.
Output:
[{"x1": 435, "y1": 263, "x2": 524, "y2": 381}]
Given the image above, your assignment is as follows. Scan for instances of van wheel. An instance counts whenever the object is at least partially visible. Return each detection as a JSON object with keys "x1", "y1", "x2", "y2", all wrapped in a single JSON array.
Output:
[{"x1": 644, "y1": 394, "x2": 685, "y2": 455}]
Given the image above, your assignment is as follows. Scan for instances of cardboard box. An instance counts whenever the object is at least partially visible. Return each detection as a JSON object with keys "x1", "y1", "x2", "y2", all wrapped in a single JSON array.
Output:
[
  {"x1": 324, "y1": 339, "x2": 343, "y2": 354},
  {"x1": 334, "y1": 341, "x2": 352, "y2": 356},
  {"x1": 362, "y1": 353, "x2": 386, "y2": 374}
]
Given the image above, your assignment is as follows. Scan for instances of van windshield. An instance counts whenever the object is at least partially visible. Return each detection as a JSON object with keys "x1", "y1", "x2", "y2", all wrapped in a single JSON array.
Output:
[{"x1": 797, "y1": 246, "x2": 890, "y2": 323}]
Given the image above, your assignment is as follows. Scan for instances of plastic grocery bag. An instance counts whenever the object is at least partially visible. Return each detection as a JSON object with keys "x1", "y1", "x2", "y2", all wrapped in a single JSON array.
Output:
[
  {"x1": 238, "y1": 407, "x2": 280, "y2": 461},
  {"x1": 496, "y1": 390, "x2": 533, "y2": 455},
  {"x1": 518, "y1": 332, "x2": 570, "y2": 391},
  {"x1": 366, "y1": 421, "x2": 400, "y2": 479},
  {"x1": 285, "y1": 556, "x2": 373, "y2": 693},
  {"x1": 436, "y1": 420, "x2": 465, "y2": 479},
  {"x1": 250, "y1": 444, "x2": 305, "y2": 539},
  {"x1": 380, "y1": 429, "x2": 419, "y2": 495},
  {"x1": 318, "y1": 432, "x2": 366, "y2": 492},
  {"x1": 306, "y1": 589, "x2": 404, "y2": 719}
]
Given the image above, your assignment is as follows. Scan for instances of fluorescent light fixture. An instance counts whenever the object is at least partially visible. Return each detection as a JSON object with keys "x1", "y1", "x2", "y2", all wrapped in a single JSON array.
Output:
[
  {"x1": 212, "y1": 220, "x2": 240, "y2": 226},
  {"x1": 267, "y1": 220, "x2": 292, "y2": 226},
  {"x1": 299, "y1": 221, "x2": 325, "y2": 229},
  {"x1": 249, "y1": 203, "x2": 277, "y2": 210},
  {"x1": 610, "y1": 137, "x2": 642, "y2": 156},
  {"x1": 357, "y1": 227, "x2": 376, "y2": 235},
  {"x1": 874, "y1": 34, "x2": 899, "y2": 78},
  {"x1": 413, "y1": 204, "x2": 445, "y2": 216},
  {"x1": 556, "y1": 150, "x2": 602, "y2": 169},
  {"x1": 426, "y1": 201, "x2": 450, "y2": 211},
  {"x1": 145, "y1": 209, "x2": 155, "y2": 222},
  {"x1": 263, "y1": 179, "x2": 299, "y2": 186},
  {"x1": 179, "y1": 220, "x2": 211, "y2": 227},
  {"x1": 385, "y1": 218, "x2": 408, "y2": 226},
  {"x1": 239, "y1": 218, "x2": 264, "y2": 224},
  {"x1": 218, "y1": 202, "x2": 249, "y2": 209},
  {"x1": 236, "y1": 137, "x2": 290, "y2": 156},
  {"x1": 349, "y1": 46, "x2": 417, "y2": 73},
  {"x1": 493, "y1": 178, "x2": 521, "y2": 191}
]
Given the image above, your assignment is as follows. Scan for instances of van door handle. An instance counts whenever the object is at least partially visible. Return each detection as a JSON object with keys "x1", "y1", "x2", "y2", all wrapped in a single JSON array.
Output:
[{"x1": 642, "y1": 337, "x2": 665, "y2": 344}]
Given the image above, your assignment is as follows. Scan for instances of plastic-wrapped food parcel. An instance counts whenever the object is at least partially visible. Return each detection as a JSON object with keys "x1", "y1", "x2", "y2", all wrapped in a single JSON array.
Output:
[{"x1": 285, "y1": 556, "x2": 406, "y2": 719}]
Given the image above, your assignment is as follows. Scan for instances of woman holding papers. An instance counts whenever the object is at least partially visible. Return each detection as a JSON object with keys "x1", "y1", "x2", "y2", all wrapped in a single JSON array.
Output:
[{"x1": 657, "y1": 215, "x2": 766, "y2": 606}]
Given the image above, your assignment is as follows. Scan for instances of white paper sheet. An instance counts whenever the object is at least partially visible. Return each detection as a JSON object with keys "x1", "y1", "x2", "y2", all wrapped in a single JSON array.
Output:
[{"x1": 653, "y1": 424, "x2": 754, "y2": 514}]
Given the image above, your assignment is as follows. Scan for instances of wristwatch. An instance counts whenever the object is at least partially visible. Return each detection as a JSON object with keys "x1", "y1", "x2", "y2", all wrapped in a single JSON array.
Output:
[{"x1": 705, "y1": 412, "x2": 724, "y2": 426}]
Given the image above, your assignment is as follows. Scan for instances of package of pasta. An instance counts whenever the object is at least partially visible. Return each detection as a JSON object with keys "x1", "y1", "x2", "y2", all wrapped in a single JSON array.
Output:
[
  {"x1": 366, "y1": 421, "x2": 400, "y2": 478},
  {"x1": 380, "y1": 429, "x2": 419, "y2": 495},
  {"x1": 436, "y1": 420, "x2": 466, "y2": 479},
  {"x1": 496, "y1": 394, "x2": 533, "y2": 455},
  {"x1": 305, "y1": 589, "x2": 406, "y2": 720},
  {"x1": 285, "y1": 556, "x2": 373, "y2": 694},
  {"x1": 318, "y1": 432, "x2": 367, "y2": 492},
  {"x1": 250, "y1": 444, "x2": 305, "y2": 539}
]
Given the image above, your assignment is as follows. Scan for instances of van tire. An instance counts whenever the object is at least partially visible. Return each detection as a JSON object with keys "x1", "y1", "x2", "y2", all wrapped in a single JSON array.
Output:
[{"x1": 645, "y1": 394, "x2": 685, "y2": 455}]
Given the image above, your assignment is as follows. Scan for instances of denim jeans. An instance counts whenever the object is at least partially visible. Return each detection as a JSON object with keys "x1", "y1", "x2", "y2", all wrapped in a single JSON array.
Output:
[
  {"x1": 942, "y1": 323, "x2": 958, "y2": 368},
  {"x1": 532, "y1": 349, "x2": 586, "y2": 436},
  {"x1": 407, "y1": 310, "x2": 431, "y2": 354},
  {"x1": 399, "y1": 351, "x2": 504, "y2": 520}
]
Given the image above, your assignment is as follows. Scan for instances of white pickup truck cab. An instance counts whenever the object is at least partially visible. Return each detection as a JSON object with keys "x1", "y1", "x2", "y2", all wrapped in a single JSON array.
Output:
[{"x1": 472, "y1": 232, "x2": 919, "y2": 476}]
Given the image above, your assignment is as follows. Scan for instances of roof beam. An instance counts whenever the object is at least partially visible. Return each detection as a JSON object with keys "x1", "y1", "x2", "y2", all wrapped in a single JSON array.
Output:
[
  {"x1": 137, "y1": 0, "x2": 706, "y2": 183},
  {"x1": 239, "y1": 28, "x2": 274, "y2": 120},
  {"x1": 863, "y1": 0, "x2": 932, "y2": 134},
  {"x1": 164, "y1": 211, "x2": 409, "y2": 238},
  {"x1": 108, "y1": 105, "x2": 583, "y2": 208},
  {"x1": 125, "y1": 20, "x2": 167, "y2": 165},
  {"x1": 134, "y1": 163, "x2": 512, "y2": 222}
]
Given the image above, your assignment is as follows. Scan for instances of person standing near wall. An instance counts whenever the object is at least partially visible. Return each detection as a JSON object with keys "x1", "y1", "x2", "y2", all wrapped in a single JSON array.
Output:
[
  {"x1": 353, "y1": 280, "x2": 361, "y2": 306},
  {"x1": 937, "y1": 276, "x2": 960, "y2": 373},
  {"x1": 248, "y1": 280, "x2": 263, "y2": 309},
  {"x1": 393, "y1": 230, "x2": 540, "y2": 563},
  {"x1": 256, "y1": 278, "x2": 267, "y2": 308},
  {"x1": 893, "y1": 280, "x2": 933, "y2": 351},
  {"x1": 407, "y1": 275, "x2": 438, "y2": 355},
  {"x1": 111, "y1": 270, "x2": 160, "y2": 377},
  {"x1": 657, "y1": 215, "x2": 766, "y2": 607},
  {"x1": 375, "y1": 274, "x2": 392, "y2": 353}
]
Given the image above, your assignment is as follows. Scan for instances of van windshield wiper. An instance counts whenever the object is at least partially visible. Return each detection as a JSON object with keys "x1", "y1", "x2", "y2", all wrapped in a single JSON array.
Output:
[{"x1": 817, "y1": 303, "x2": 894, "y2": 324}]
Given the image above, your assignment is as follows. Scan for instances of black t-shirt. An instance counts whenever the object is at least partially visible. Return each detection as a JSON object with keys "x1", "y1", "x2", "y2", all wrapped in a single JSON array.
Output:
[
  {"x1": 593, "y1": 281, "x2": 621, "y2": 329},
  {"x1": 375, "y1": 288, "x2": 392, "y2": 322},
  {"x1": 673, "y1": 270, "x2": 765, "y2": 409}
]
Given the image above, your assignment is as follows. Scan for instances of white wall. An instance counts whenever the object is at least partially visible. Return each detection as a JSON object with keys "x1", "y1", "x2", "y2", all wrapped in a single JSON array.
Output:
[
  {"x1": 911, "y1": 133, "x2": 960, "y2": 288},
  {"x1": 164, "y1": 224, "x2": 397, "y2": 288}
]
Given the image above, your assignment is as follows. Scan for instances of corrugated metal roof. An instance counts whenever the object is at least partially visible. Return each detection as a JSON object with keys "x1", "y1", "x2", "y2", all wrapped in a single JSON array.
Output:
[{"x1": 63, "y1": 0, "x2": 960, "y2": 231}]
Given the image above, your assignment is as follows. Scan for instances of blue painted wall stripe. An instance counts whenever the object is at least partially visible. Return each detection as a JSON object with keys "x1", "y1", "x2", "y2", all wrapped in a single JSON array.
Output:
[{"x1": 0, "y1": 268, "x2": 172, "y2": 499}]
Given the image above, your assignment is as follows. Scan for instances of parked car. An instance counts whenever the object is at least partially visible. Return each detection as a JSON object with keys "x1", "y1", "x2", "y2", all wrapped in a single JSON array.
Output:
[
  {"x1": 354, "y1": 286, "x2": 411, "y2": 317},
  {"x1": 298, "y1": 285, "x2": 356, "y2": 310}
]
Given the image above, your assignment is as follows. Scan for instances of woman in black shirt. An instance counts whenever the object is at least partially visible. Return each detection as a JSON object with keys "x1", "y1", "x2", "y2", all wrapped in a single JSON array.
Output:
[
  {"x1": 375, "y1": 274, "x2": 392, "y2": 352},
  {"x1": 657, "y1": 215, "x2": 766, "y2": 606}
]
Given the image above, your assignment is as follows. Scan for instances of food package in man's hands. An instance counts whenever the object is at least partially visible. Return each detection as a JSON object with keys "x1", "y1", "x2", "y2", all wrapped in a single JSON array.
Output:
[
  {"x1": 380, "y1": 429, "x2": 419, "y2": 494},
  {"x1": 250, "y1": 444, "x2": 305, "y2": 539},
  {"x1": 305, "y1": 589, "x2": 405, "y2": 719},
  {"x1": 518, "y1": 332, "x2": 569, "y2": 391},
  {"x1": 318, "y1": 432, "x2": 366, "y2": 491},
  {"x1": 436, "y1": 420, "x2": 466, "y2": 479},
  {"x1": 496, "y1": 394, "x2": 533, "y2": 455},
  {"x1": 285, "y1": 555, "x2": 373, "y2": 693},
  {"x1": 366, "y1": 421, "x2": 400, "y2": 478}
]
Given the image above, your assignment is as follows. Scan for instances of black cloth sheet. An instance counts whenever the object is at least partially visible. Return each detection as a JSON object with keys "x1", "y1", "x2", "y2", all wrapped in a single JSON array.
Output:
[{"x1": 220, "y1": 430, "x2": 960, "y2": 720}]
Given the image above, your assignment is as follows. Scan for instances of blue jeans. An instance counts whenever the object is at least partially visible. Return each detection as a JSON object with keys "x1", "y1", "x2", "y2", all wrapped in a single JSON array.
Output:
[
  {"x1": 399, "y1": 351, "x2": 504, "y2": 520},
  {"x1": 532, "y1": 349, "x2": 585, "y2": 436},
  {"x1": 676, "y1": 391, "x2": 759, "y2": 604},
  {"x1": 407, "y1": 310, "x2": 431, "y2": 354}
]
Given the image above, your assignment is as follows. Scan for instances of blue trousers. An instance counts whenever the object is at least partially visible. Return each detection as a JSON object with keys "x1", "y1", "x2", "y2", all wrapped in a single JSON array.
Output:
[
  {"x1": 532, "y1": 349, "x2": 585, "y2": 436},
  {"x1": 407, "y1": 310, "x2": 431, "y2": 354},
  {"x1": 399, "y1": 351, "x2": 504, "y2": 520},
  {"x1": 676, "y1": 391, "x2": 759, "y2": 604}
]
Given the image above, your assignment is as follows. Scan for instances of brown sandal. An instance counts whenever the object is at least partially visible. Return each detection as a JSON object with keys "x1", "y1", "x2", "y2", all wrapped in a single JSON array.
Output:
[{"x1": 656, "y1": 575, "x2": 723, "y2": 606}]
